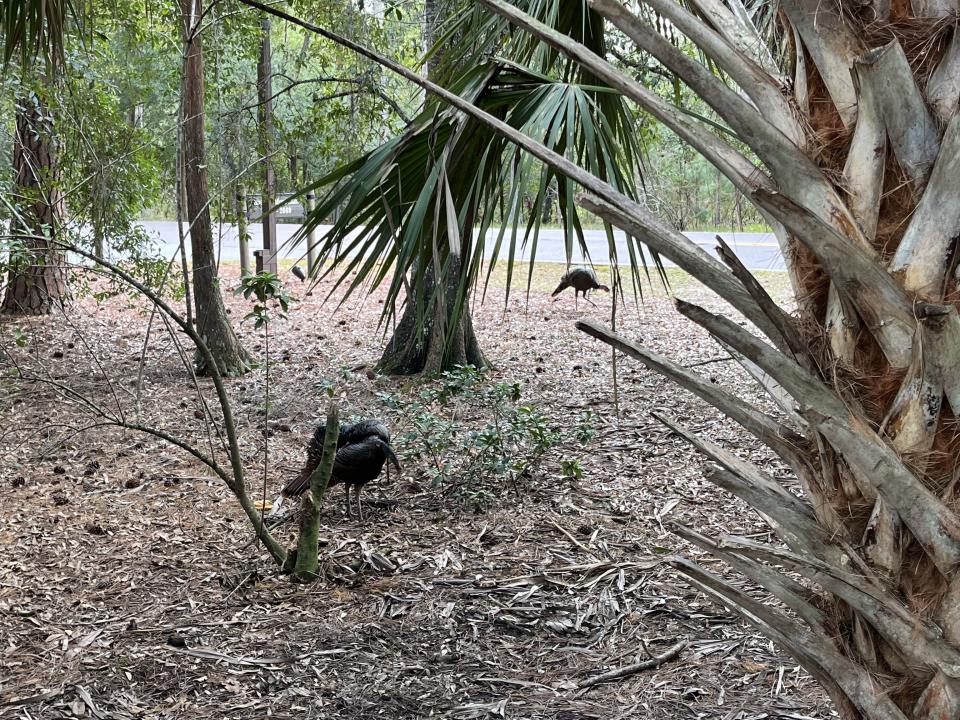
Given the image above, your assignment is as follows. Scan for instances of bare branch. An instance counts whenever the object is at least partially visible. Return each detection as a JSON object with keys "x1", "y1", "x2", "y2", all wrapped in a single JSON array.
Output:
[
  {"x1": 586, "y1": 0, "x2": 864, "y2": 249},
  {"x1": 671, "y1": 523, "x2": 827, "y2": 630},
  {"x1": 672, "y1": 558, "x2": 908, "y2": 720},
  {"x1": 751, "y1": 189, "x2": 915, "y2": 369},
  {"x1": 656, "y1": 414, "x2": 830, "y2": 551},
  {"x1": 625, "y1": 0, "x2": 803, "y2": 145},
  {"x1": 722, "y1": 536, "x2": 960, "y2": 677},
  {"x1": 676, "y1": 299, "x2": 960, "y2": 574},
  {"x1": 575, "y1": 318, "x2": 807, "y2": 465},
  {"x1": 577, "y1": 194, "x2": 778, "y2": 342},
  {"x1": 717, "y1": 341, "x2": 808, "y2": 430},
  {"x1": 64, "y1": 244, "x2": 288, "y2": 566},
  {"x1": 686, "y1": 0, "x2": 780, "y2": 76},
  {"x1": 577, "y1": 639, "x2": 687, "y2": 689},
  {"x1": 713, "y1": 235, "x2": 808, "y2": 362}
]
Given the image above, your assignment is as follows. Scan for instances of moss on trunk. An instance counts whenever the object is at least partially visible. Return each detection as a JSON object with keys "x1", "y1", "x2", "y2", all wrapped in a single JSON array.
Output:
[{"x1": 292, "y1": 405, "x2": 340, "y2": 582}]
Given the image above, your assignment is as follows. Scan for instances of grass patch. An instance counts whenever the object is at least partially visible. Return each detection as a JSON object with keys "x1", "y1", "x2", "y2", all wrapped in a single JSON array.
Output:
[
  {"x1": 478, "y1": 260, "x2": 793, "y2": 302},
  {"x1": 222, "y1": 257, "x2": 794, "y2": 305}
]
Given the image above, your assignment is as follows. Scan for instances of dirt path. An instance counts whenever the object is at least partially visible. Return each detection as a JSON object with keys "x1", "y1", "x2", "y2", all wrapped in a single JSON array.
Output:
[{"x1": 0, "y1": 264, "x2": 828, "y2": 719}]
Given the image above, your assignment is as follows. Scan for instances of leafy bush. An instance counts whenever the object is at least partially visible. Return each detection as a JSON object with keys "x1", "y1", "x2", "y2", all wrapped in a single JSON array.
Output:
[{"x1": 377, "y1": 366, "x2": 595, "y2": 508}]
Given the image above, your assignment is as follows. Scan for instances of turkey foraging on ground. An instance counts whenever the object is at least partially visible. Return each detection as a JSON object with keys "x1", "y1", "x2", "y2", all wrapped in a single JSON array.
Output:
[
  {"x1": 281, "y1": 419, "x2": 400, "y2": 521},
  {"x1": 551, "y1": 267, "x2": 609, "y2": 305}
]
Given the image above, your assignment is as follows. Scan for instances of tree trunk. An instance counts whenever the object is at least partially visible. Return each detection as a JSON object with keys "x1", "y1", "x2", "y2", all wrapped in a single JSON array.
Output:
[
  {"x1": 93, "y1": 223, "x2": 105, "y2": 260},
  {"x1": 257, "y1": 14, "x2": 278, "y2": 274},
  {"x1": 180, "y1": 0, "x2": 250, "y2": 376},
  {"x1": 305, "y1": 190, "x2": 318, "y2": 276},
  {"x1": 292, "y1": 405, "x2": 339, "y2": 582},
  {"x1": 236, "y1": 186, "x2": 250, "y2": 277},
  {"x1": 377, "y1": 0, "x2": 488, "y2": 376},
  {"x1": 1, "y1": 92, "x2": 68, "y2": 315},
  {"x1": 379, "y1": 259, "x2": 488, "y2": 375}
]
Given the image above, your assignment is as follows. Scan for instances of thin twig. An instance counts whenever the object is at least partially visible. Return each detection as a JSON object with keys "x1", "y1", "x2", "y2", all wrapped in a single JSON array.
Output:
[
  {"x1": 684, "y1": 356, "x2": 734, "y2": 368},
  {"x1": 610, "y1": 267, "x2": 620, "y2": 426},
  {"x1": 577, "y1": 639, "x2": 687, "y2": 691},
  {"x1": 549, "y1": 519, "x2": 597, "y2": 557},
  {"x1": 62, "y1": 244, "x2": 288, "y2": 565},
  {"x1": 260, "y1": 318, "x2": 270, "y2": 551},
  {"x1": 135, "y1": 248, "x2": 182, "y2": 414}
]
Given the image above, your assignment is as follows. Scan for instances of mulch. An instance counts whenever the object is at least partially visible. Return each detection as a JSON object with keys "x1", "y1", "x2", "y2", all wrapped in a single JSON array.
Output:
[{"x1": 0, "y1": 262, "x2": 830, "y2": 719}]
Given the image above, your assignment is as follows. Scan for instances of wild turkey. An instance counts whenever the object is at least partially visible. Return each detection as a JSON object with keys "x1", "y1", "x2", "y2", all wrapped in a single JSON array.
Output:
[
  {"x1": 280, "y1": 419, "x2": 400, "y2": 520},
  {"x1": 551, "y1": 267, "x2": 609, "y2": 305}
]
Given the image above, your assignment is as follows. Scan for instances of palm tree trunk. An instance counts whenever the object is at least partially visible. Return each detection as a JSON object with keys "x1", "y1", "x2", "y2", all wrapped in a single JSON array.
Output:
[
  {"x1": 379, "y1": 259, "x2": 487, "y2": 375},
  {"x1": 2, "y1": 92, "x2": 68, "y2": 315},
  {"x1": 377, "y1": 0, "x2": 488, "y2": 376},
  {"x1": 575, "y1": 2, "x2": 960, "y2": 716},
  {"x1": 180, "y1": 0, "x2": 250, "y2": 376}
]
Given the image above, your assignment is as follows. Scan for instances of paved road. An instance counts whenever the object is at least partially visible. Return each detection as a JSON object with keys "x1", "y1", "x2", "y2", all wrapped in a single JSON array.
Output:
[{"x1": 132, "y1": 220, "x2": 786, "y2": 272}]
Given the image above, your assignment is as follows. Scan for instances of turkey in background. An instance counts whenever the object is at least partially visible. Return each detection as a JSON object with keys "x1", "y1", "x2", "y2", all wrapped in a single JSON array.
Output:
[{"x1": 551, "y1": 267, "x2": 610, "y2": 306}]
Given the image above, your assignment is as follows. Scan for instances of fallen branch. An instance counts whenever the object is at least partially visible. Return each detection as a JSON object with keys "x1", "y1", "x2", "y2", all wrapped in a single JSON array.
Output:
[
  {"x1": 577, "y1": 639, "x2": 687, "y2": 690},
  {"x1": 548, "y1": 519, "x2": 597, "y2": 557},
  {"x1": 168, "y1": 646, "x2": 345, "y2": 667},
  {"x1": 1, "y1": 688, "x2": 65, "y2": 708}
]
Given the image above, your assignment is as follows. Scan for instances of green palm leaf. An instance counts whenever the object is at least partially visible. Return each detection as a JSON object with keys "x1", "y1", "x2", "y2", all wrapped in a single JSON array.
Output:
[
  {"x1": 1, "y1": 0, "x2": 90, "y2": 70},
  {"x1": 292, "y1": 3, "x2": 648, "y2": 361}
]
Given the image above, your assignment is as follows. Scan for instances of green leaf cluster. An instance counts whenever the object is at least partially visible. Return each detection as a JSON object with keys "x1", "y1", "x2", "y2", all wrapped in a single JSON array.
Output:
[{"x1": 235, "y1": 270, "x2": 291, "y2": 329}]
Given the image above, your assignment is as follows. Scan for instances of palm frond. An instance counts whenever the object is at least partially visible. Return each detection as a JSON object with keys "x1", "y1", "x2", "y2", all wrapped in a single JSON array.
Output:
[
  {"x1": 0, "y1": 0, "x2": 90, "y2": 70},
  {"x1": 284, "y1": 3, "x2": 650, "y2": 368},
  {"x1": 293, "y1": 56, "x2": 645, "y2": 340}
]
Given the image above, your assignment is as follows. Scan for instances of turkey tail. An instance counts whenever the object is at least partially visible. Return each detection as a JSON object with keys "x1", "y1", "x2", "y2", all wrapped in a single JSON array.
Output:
[
  {"x1": 282, "y1": 425, "x2": 328, "y2": 498},
  {"x1": 281, "y1": 467, "x2": 311, "y2": 498}
]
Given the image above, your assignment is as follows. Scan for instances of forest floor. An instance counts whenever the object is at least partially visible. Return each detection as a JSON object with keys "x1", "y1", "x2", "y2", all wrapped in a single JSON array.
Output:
[{"x1": 0, "y1": 261, "x2": 832, "y2": 719}]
